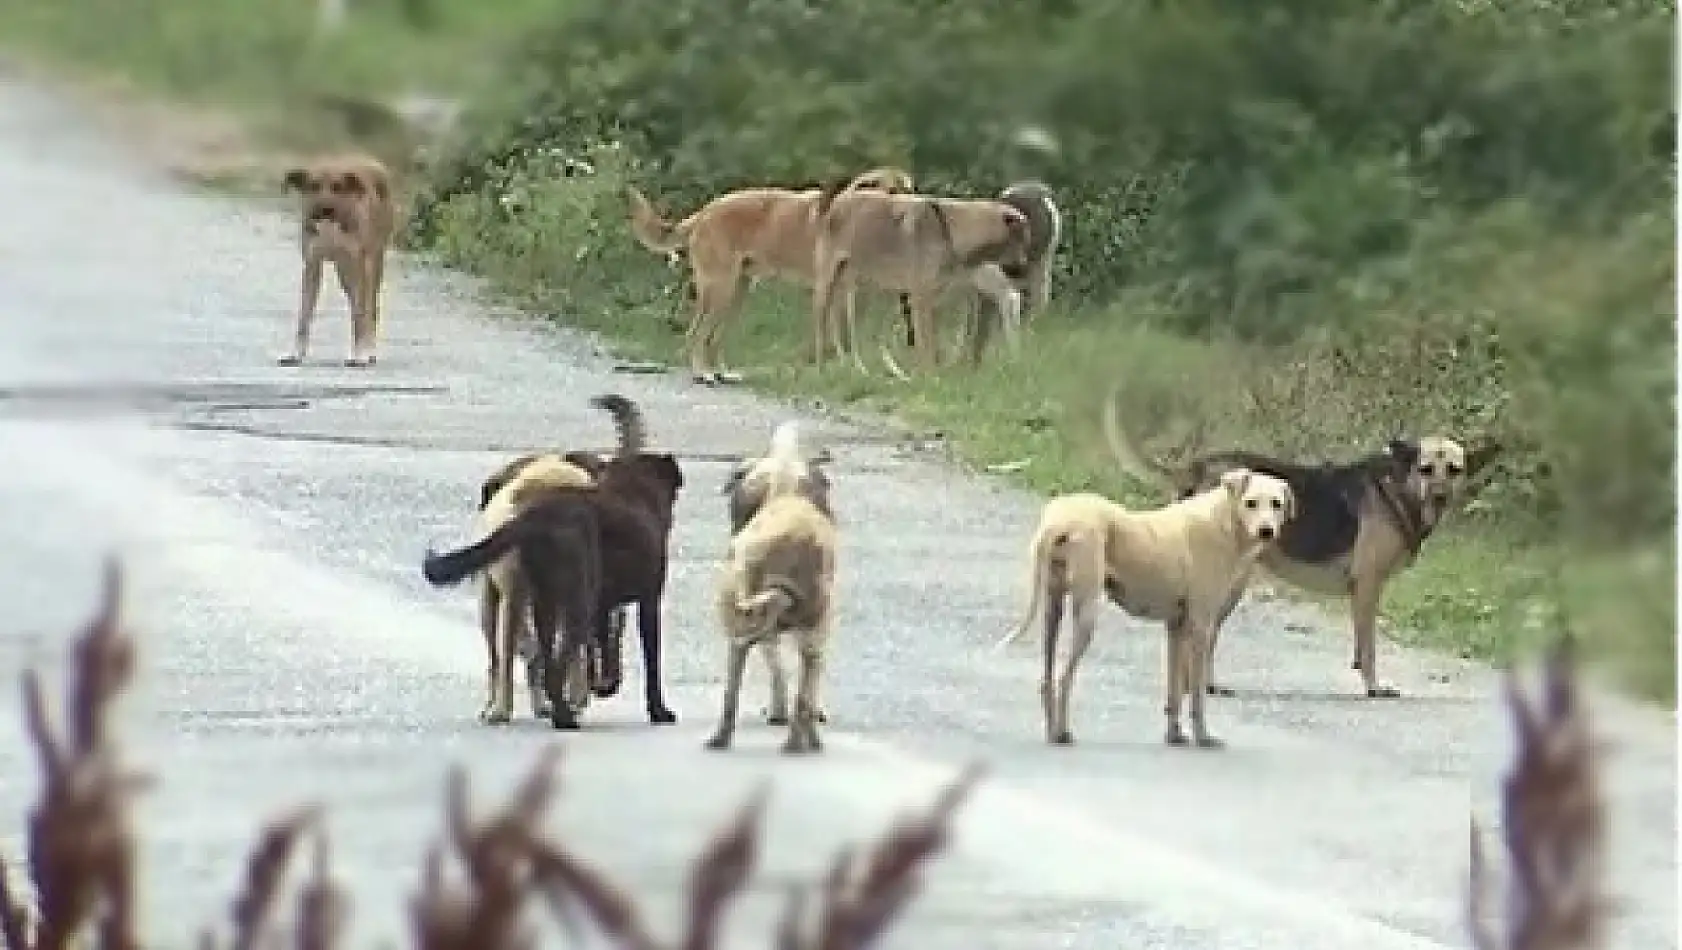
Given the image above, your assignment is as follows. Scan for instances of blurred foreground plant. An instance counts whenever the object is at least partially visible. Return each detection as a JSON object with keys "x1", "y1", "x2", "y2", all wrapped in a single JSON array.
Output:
[{"x1": 0, "y1": 562, "x2": 980, "y2": 950}]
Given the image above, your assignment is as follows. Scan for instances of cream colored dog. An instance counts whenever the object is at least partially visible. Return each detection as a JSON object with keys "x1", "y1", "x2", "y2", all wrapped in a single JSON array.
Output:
[
  {"x1": 705, "y1": 421, "x2": 838, "y2": 754},
  {"x1": 279, "y1": 153, "x2": 395, "y2": 368},
  {"x1": 995, "y1": 469, "x2": 1297, "y2": 749}
]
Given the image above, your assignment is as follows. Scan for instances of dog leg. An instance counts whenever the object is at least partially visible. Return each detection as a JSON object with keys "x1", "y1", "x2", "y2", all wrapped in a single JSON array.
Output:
[
  {"x1": 897, "y1": 293, "x2": 916, "y2": 349},
  {"x1": 1051, "y1": 599, "x2": 1097, "y2": 745},
  {"x1": 534, "y1": 591, "x2": 581, "y2": 731},
  {"x1": 636, "y1": 595, "x2": 678, "y2": 724},
  {"x1": 1203, "y1": 585, "x2": 1246, "y2": 697},
  {"x1": 483, "y1": 589, "x2": 525, "y2": 724},
  {"x1": 477, "y1": 581, "x2": 501, "y2": 722},
  {"x1": 279, "y1": 255, "x2": 324, "y2": 366},
  {"x1": 907, "y1": 291, "x2": 941, "y2": 372},
  {"x1": 1039, "y1": 592, "x2": 1066, "y2": 744},
  {"x1": 704, "y1": 642, "x2": 752, "y2": 751},
  {"x1": 590, "y1": 605, "x2": 626, "y2": 698},
  {"x1": 1162, "y1": 616, "x2": 1194, "y2": 746},
  {"x1": 1351, "y1": 577, "x2": 1400, "y2": 698},
  {"x1": 810, "y1": 259, "x2": 844, "y2": 368},
  {"x1": 1185, "y1": 617, "x2": 1224, "y2": 749},
  {"x1": 701, "y1": 271, "x2": 750, "y2": 385},
  {"x1": 688, "y1": 274, "x2": 738, "y2": 384},
  {"x1": 760, "y1": 641, "x2": 790, "y2": 725},
  {"x1": 971, "y1": 265, "x2": 1022, "y2": 359},
  {"x1": 784, "y1": 638, "x2": 825, "y2": 755}
]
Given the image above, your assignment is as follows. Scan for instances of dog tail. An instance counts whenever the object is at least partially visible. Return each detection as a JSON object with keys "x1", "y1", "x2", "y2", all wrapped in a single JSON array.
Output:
[
  {"x1": 767, "y1": 420, "x2": 803, "y2": 466},
  {"x1": 592, "y1": 393, "x2": 647, "y2": 457},
  {"x1": 423, "y1": 517, "x2": 534, "y2": 587},
  {"x1": 625, "y1": 185, "x2": 691, "y2": 256},
  {"x1": 1101, "y1": 385, "x2": 1180, "y2": 493},
  {"x1": 731, "y1": 585, "x2": 796, "y2": 645},
  {"x1": 993, "y1": 528, "x2": 1067, "y2": 651}
]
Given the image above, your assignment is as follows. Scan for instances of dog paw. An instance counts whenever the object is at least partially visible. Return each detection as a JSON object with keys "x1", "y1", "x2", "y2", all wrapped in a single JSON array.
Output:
[
  {"x1": 691, "y1": 371, "x2": 720, "y2": 386},
  {"x1": 549, "y1": 707, "x2": 581, "y2": 730},
  {"x1": 276, "y1": 354, "x2": 303, "y2": 367},
  {"x1": 1205, "y1": 684, "x2": 1236, "y2": 697},
  {"x1": 715, "y1": 370, "x2": 744, "y2": 385},
  {"x1": 703, "y1": 732, "x2": 733, "y2": 751},
  {"x1": 1366, "y1": 684, "x2": 1402, "y2": 699},
  {"x1": 343, "y1": 357, "x2": 374, "y2": 369},
  {"x1": 1194, "y1": 734, "x2": 1226, "y2": 750},
  {"x1": 648, "y1": 706, "x2": 678, "y2": 725},
  {"x1": 780, "y1": 737, "x2": 815, "y2": 756},
  {"x1": 1050, "y1": 729, "x2": 1075, "y2": 746},
  {"x1": 764, "y1": 710, "x2": 789, "y2": 726},
  {"x1": 1163, "y1": 727, "x2": 1189, "y2": 746}
]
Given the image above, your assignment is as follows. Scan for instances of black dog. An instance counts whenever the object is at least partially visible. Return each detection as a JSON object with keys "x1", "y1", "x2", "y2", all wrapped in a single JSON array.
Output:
[{"x1": 425, "y1": 394, "x2": 684, "y2": 729}]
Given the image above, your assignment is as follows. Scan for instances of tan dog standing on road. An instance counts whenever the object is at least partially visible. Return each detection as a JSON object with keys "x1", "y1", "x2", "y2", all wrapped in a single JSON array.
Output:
[
  {"x1": 279, "y1": 153, "x2": 395, "y2": 368},
  {"x1": 626, "y1": 167, "x2": 914, "y2": 385},
  {"x1": 706, "y1": 421, "x2": 839, "y2": 754},
  {"x1": 813, "y1": 187, "x2": 1030, "y2": 373},
  {"x1": 996, "y1": 470, "x2": 1297, "y2": 749}
]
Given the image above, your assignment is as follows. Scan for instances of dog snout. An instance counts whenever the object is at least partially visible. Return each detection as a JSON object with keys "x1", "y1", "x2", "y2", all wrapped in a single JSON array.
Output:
[{"x1": 1257, "y1": 525, "x2": 1276, "y2": 541}]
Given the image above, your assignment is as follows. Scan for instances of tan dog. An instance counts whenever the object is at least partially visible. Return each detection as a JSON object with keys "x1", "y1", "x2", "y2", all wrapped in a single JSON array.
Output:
[
  {"x1": 812, "y1": 187, "x2": 1030, "y2": 374},
  {"x1": 626, "y1": 167, "x2": 915, "y2": 384},
  {"x1": 279, "y1": 153, "x2": 395, "y2": 368},
  {"x1": 995, "y1": 470, "x2": 1297, "y2": 749},
  {"x1": 705, "y1": 421, "x2": 838, "y2": 754},
  {"x1": 472, "y1": 452, "x2": 600, "y2": 725},
  {"x1": 1102, "y1": 390, "x2": 1500, "y2": 697}
]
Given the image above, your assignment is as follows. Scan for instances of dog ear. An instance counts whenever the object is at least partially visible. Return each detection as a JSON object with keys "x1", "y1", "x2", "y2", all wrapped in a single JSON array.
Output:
[
  {"x1": 720, "y1": 459, "x2": 749, "y2": 497},
  {"x1": 283, "y1": 167, "x2": 309, "y2": 191},
  {"x1": 1283, "y1": 484, "x2": 1298, "y2": 521},
  {"x1": 654, "y1": 453, "x2": 685, "y2": 491},
  {"x1": 1219, "y1": 468, "x2": 1251, "y2": 496}
]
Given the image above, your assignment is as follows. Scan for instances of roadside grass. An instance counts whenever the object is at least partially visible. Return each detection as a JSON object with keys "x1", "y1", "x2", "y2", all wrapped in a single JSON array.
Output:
[{"x1": 2, "y1": 6, "x2": 1669, "y2": 706}]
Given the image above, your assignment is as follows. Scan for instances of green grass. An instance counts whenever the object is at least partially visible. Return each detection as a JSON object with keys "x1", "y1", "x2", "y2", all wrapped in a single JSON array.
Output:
[{"x1": 2, "y1": 2, "x2": 1669, "y2": 706}]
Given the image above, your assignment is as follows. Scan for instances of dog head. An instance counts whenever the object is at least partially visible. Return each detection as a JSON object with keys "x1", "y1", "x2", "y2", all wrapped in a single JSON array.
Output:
[
  {"x1": 1388, "y1": 436, "x2": 1473, "y2": 517},
  {"x1": 284, "y1": 159, "x2": 385, "y2": 238},
  {"x1": 721, "y1": 422, "x2": 834, "y2": 533},
  {"x1": 1219, "y1": 468, "x2": 1296, "y2": 544}
]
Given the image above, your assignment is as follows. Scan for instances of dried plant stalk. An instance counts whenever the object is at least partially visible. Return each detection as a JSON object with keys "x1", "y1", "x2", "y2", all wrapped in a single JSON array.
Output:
[{"x1": 1470, "y1": 635, "x2": 1608, "y2": 950}]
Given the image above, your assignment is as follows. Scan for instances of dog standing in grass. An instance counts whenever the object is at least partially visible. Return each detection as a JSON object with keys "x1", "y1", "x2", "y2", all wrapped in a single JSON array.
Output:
[
  {"x1": 813, "y1": 186, "x2": 1031, "y2": 374},
  {"x1": 626, "y1": 167, "x2": 915, "y2": 385},
  {"x1": 996, "y1": 469, "x2": 1297, "y2": 749},
  {"x1": 706, "y1": 421, "x2": 839, "y2": 754},
  {"x1": 1102, "y1": 389, "x2": 1498, "y2": 698},
  {"x1": 279, "y1": 153, "x2": 395, "y2": 368}
]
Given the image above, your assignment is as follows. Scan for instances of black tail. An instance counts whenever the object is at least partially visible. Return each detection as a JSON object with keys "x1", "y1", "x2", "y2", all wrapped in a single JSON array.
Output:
[
  {"x1": 422, "y1": 518, "x2": 532, "y2": 587},
  {"x1": 592, "y1": 393, "x2": 646, "y2": 457}
]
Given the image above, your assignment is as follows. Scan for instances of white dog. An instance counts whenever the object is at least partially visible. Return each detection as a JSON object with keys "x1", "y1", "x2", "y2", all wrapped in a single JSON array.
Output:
[{"x1": 997, "y1": 469, "x2": 1297, "y2": 749}]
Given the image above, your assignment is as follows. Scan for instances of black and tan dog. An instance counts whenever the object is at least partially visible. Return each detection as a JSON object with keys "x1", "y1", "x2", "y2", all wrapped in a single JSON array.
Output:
[
  {"x1": 706, "y1": 420, "x2": 840, "y2": 754},
  {"x1": 423, "y1": 394, "x2": 684, "y2": 730},
  {"x1": 1102, "y1": 389, "x2": 1500, "y2": 699},
  {"x1": 718, "y1": 421, "x2": 835, "y2": 727},
  {"x1": 279, "y1": 153, "x2": 395, "y2": 368}
]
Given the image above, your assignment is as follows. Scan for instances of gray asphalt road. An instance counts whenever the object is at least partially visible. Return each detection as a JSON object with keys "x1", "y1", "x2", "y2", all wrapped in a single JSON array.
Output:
[{"x1": 0, "y1": 78, "x2": 1673, "y2": 950}]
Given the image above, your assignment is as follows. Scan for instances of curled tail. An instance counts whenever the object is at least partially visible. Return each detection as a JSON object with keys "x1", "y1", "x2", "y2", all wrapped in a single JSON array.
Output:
[
  {"x1": 591, "y1": 393, "x2": 647, "y2": 457},
  {"x1": 625, "y1": 186, "x2": 692, "y2": 256},
  {"x1": 732, "y1": 584, "x2": 796, "y2": 645},
  {"x1": 1101, "y1": 385, "x2": 1181, "y2": 493},
  {"x1": 992, "y1": 528, "x2": 1068, "y2": 651}
]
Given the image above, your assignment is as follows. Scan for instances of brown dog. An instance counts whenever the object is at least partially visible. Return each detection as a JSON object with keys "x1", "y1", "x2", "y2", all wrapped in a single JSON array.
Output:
[
  {"x1": 706, "y1": 421, "x2": 839, "y2": 754},
  {"x1": 279, "y1": 153, "x2": 395, "y2": 368},
  {"x1": 626, "y1": 167, "x2": 914, "y2": 384},
  {"x1": 995, "y1": 471, "x2": 1297, "y2": 749},
  {"x1": 812, "y1": 187, "x2": 1030, "y2": 373}
]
